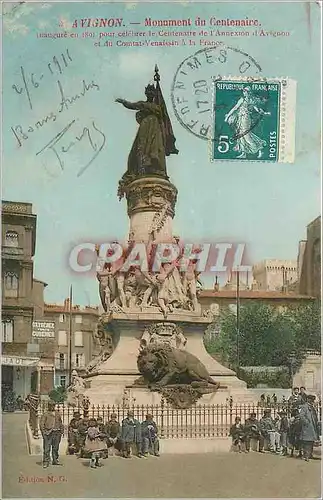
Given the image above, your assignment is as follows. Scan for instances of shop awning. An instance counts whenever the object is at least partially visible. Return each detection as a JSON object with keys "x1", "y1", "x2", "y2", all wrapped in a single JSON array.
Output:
[{"x1": 1, "y1": 355, "x2": 40, "y2": 367}]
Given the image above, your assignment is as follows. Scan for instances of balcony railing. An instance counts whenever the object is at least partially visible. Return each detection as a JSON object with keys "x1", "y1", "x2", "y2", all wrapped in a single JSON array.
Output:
[{"x1": 2, "y1": 246, "x2": 24, "y2": 258}]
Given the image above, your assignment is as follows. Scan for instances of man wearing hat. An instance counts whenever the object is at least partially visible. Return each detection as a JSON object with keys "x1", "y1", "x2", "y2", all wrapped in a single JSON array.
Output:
[
  {"x1": 299, "y1": 394, "x2": 320, "y2": 461},
  {"x1": 39, "y1": 401, "x2": 64, "y2": 468},
  {"x1": 277, "y1": 410, "x2": 289, "y2": 456},
  {"x1": 121, "y1": 410, "x2": 142, "y2": 458},
  {"x1": 68, "y1": 411, "x2": 82, "y2": 454},
  {"x1": 244, "y1": 413, "x2": 264, "y2": 452},
  {"x1": 77, "y1": 410, "x2": 90, "y2": 457},
  {"x1": 106, "y1": 413, "x2": 121, "y2": 456},
  {"x1": 259, "y1": 409, "x2": 279, "y2": 452},
  {"x1": 141, "y1": 414, "x2": 160, "y2": 457}
]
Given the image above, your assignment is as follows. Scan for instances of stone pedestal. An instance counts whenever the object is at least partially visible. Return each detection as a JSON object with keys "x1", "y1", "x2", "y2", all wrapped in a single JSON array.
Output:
[
  {"x1": 124, "y1": 177, "x2": 178, "y2": 243},
  {"x1": 84, "y1": 310, "x2": 248, "y2": 405}
]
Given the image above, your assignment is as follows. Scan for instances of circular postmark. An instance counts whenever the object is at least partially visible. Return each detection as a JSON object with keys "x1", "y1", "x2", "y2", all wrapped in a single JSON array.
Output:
[{"x1": 171, "y1": 43, "x2": 263, "y2": 141}]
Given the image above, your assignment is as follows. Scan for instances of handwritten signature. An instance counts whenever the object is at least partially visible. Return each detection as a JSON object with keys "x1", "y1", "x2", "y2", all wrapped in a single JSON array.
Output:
[
  {"x1": 11, "y1": 78, "x2": 100, "y2": 147},
  {"x1": 35, "y1": 119, "x2": 106, "y2": 177}
]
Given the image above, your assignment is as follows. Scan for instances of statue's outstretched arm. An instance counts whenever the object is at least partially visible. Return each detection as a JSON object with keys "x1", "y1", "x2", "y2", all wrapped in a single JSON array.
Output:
[{"x1": 115, "y1": 98, "x2": 143, "y2": 110}]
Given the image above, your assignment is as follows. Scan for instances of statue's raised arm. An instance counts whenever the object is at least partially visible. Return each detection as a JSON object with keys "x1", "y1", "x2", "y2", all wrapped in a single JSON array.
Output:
[{"x1": 117, "y1": 65, "x2": 179, "y2": 198}]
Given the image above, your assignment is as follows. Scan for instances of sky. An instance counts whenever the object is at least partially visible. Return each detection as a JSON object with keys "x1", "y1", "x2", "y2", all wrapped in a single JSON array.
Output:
[{"x1": 2, "y1": 1, "x2": 321, "y2": 306}]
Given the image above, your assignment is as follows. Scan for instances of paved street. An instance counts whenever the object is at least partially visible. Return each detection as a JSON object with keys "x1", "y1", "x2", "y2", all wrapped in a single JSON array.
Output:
[{"x1": 2, "y1": 413, "x2": 321, "y2": 498}]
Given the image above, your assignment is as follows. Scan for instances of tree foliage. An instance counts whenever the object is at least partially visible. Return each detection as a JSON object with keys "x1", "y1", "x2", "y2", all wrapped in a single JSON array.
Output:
[
  {"x1": 238, "y1": 367, "x2": 291, "y2": 389},
  {"x1": 204, "y1": 300, "x2": 321, "y2": 374},
  {"x1": 49, "y1": 385, "x2": 67, "y2": 403}
]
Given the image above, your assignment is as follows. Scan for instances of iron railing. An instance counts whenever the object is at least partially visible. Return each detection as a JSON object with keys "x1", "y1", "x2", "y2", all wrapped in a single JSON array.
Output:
[{"x1": 32, "y1": 401, "x2": 322, "y2": 440}]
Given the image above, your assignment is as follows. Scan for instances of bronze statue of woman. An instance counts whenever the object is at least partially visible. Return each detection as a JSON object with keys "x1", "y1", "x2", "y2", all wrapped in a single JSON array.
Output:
[{"x1": 116, "y1": 66, "x2": 178, "y2": 198}]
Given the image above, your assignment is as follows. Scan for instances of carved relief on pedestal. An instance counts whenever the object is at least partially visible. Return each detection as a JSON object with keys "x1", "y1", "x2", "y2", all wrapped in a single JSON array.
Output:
[
  {"x1": 124, "y1": 178, "x2": 178, "y2": 218},
  {"x1": 86, "y1": 316, "x2": 114, "y2": 374},
  {"x1": 140, "y1": 322, "x2": 187, "y2": 350},
  {"x1": 97, "y1": 257, "x2": 203, "y2": 319}
]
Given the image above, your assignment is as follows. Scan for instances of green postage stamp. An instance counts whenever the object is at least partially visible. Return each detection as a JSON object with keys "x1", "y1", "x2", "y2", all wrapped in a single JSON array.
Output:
[{"x1": 211, "y1": 77, "x2": 297, "y2": 163}]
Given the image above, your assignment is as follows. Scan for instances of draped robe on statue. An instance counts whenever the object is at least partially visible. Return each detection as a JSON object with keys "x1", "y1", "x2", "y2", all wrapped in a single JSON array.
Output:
[{"x1": 119, "y1": 80, "x2": 178, "y2": 193}]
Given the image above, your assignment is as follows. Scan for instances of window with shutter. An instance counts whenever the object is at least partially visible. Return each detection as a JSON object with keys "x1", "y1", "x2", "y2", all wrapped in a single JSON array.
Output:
[
  {"x1": 75, "y1": 315, "x2": 82, "y2": 324},
  {"x1": 5, "y1": 231, "x2": 19, "y2": 247},
  {"x1": 75, "y1": 353, "x2": 85, "y2": 368},
  {"x1": 58, "y1": 330, "x2": 67, "y2": 346},
  {"x1": 74, "y1": 331, "x2": 83, "y2": 347},
  {"x1": 58, "y1": 353, "x2": 66, "y2": 370},
  {"x1": 1, "y1": 319, "x2": 13, "y2": 342},
  {"x1": 4, "y1": 272, "x2": 19, "y2": 297}
]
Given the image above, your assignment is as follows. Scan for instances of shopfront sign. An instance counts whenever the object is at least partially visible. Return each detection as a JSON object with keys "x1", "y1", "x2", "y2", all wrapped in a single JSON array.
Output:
[
  {"x1": 32, "y1": 320, "x2": 55, "y2": 338},
  {"x1": 1, "y1": 356, "x2": 40, "y2": 367}
]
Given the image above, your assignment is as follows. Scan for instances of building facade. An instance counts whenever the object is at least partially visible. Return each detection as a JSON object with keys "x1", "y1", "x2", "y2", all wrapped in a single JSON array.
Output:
[
  {"x1": 293, "y1": 351, "x2": 321, "y2": 396},
  {"x1": 44, "y1": 299, "x2": 100, "y2": 388},
  {"x1": 1, "y1": 201, "x2": 55, "y2": 399},
  {"x1": 299, "y1": 216, "x2": 321, "y2": 298},
  {"x1": 199, "y1": 289, "x2": 315, "y2": 319},
  {"x1": 252, "y1": 259, "x2": 298, "y2": 291}
]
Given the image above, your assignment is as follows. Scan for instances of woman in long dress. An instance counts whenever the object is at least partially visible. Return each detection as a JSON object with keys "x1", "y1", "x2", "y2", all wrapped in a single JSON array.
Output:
[{"x1": 224, "y1": 87, "x2": 271, "y2": 159}]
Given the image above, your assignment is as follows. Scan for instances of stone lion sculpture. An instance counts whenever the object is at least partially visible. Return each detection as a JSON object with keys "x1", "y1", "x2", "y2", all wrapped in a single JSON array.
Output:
[{"x1": 137, "y1": 344, "x2": 219, "y2": 388}]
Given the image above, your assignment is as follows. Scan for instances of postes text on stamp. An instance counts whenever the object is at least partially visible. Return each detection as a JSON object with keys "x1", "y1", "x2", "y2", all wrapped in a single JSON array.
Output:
[{"x1": 211, "y1": 77, "x2": 297, "y2": 163}]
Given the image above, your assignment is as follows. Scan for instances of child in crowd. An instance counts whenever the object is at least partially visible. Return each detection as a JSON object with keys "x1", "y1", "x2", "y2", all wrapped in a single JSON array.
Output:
[
  {"x1": 84, "y1": 418, "x2": 108, "y2": 468},
  {"x1": 229, "y1": 417, "x2": 246, "y2": 453},
  {"x1": 277, "y1": 410, "x2": 289, "y2": 456}
]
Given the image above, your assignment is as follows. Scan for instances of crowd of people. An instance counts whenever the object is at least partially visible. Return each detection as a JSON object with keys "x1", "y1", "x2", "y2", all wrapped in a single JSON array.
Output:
[
  {"x1": 1, "y1": 387, "x2": 26, "y2": 412},
  {"x1": 230, "y1": 391, "x2": 321, "y2": 461},
  {"x1": 37, "y1": 387, "x2": 320, "y2": 468},
  {"x1": 39, "y1": 403, "x2": 160, "y2": 469},
  {"x1": 257, "y1": 386, "x2": 310, "y2": 408}
]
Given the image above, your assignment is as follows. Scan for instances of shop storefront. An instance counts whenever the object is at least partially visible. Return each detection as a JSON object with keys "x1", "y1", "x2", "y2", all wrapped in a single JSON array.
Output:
[{"x1": 1, "y1": 355, "x2": 40, "y2": 399}]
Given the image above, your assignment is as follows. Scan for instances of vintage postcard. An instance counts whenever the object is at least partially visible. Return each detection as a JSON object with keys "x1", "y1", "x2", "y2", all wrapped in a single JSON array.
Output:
[{"x1": 1, "y1": 1, "x2": 321, "y2": 499}]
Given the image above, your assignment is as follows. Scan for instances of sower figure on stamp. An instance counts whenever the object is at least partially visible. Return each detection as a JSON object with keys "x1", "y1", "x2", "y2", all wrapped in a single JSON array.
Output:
[
  {"x1": 39, "y1": 401, "x2": 64, "y2": 468},
  {"x1": 224, "y1": 86, "x2": 271, "y2": 160},
  {"x1": 116, "y1": 65, "x2": 178, "y2": 198}
]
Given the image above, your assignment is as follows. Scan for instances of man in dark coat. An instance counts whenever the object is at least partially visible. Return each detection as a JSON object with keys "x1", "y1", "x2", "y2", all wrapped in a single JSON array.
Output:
[
  {"x1": 260, "y1": 410, "x2": 279, "y2": 452},
  {"x1": 121, "y1": 411, "x2": 142, "y2": 458},
  {"x1": 229, "y1": 416, "x2": 245, "y2": 452},
  {"x1": 299, "y1": 394, "x2": 320, "y2": 461},
  {"x1": 141, "y1": 414, "x2": 160, "y2": 456},
  {"x1": 68, "y1": 411, "x2": 81, "y2": 454},
  {"x1": 244, "y1": 413, "x2": 264, "y2": 452},
  {"x1": 39, "y1": 401, "x2": 64, "y2": 468},
  {"x1": 77, "y1": 411, "x2": 90, "y2": 457},
  {"x1": 277, "y1": 410, "x2": 289, "y2": 455},
  {"x1": 288, "y1": 408, "x2": 302, "y2": 458},
  {"x1": 106, "y1": 413, "x2": 122, "y2": 456},
  {"x1": 288, "y1": 387, "x2": 302, "y2": 409},
  {"x1": 299, "y1": 386, "x2": 307, "y2": 404}
]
